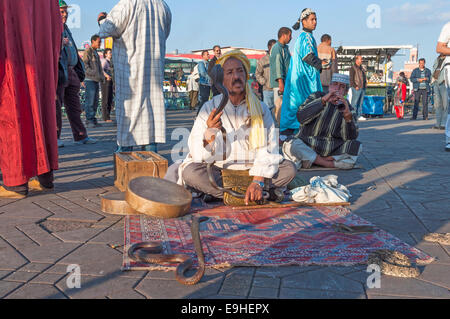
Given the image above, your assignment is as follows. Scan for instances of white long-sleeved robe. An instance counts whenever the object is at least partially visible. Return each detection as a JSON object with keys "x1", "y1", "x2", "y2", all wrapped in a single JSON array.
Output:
[
  {"x1": 98, "y1": 0, "x2": 171, "y2": 146},
  {"x1": 178, "y1": 95, "x2": 284, "y2": 184}
]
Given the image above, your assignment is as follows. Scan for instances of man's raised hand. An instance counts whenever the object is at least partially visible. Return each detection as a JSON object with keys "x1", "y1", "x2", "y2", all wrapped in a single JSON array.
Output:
[
  {"x1": 97, "y1": 12, "x2": 107, "y2": 23},
  {"x1": 206, "y1": 108, "x2": 223, "y2": 130},
  {"x1": 336, "y1": 95, "x2": 352, "y2": 121},
  {"x1": 203, "y1": 108, "x2": 223, "y2": 146},
  {"x1": 321, "y1": 91, "x2": 337, "y2": 105}
]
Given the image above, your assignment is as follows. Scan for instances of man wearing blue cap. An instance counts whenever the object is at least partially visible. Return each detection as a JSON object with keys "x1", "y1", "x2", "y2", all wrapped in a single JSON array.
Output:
[{"x1": 282, "y1": 73, "x2": 362, "y2": 170}]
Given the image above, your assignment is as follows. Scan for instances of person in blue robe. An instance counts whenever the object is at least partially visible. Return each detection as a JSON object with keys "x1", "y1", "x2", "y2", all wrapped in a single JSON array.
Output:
[{"x1": 280, "y1": 8, "x2": 323, "y2": 135}]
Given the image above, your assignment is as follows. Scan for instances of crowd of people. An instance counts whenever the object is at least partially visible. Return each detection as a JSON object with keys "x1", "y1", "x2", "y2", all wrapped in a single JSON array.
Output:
[
  {"x1": 0, "y1": 0, "x2": 449, "y2": 201},
  {"x1": 165, "y1": 8, "x2": 365, "y2": 203}
]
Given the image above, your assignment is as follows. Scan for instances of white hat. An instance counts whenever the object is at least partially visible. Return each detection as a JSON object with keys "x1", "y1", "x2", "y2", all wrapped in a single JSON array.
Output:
[{"x1": 331, "y1": 73, "x2": 350, "y2": 85}]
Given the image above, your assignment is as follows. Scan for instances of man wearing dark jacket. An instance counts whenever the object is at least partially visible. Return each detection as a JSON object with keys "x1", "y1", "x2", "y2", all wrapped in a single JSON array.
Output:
[
  {"x1": 57, "y1": 1, "x2": 96, "y2": 146},
  {"x1": 256, "y1": 39, "x2": 277, "y2": 112},
  {"x1": 410, "y1": 58, "x2": 432, "y2": 120},
  {"x1": 82, "y1": 35, "x2": 105, "y2": 128},
  {"x1": 349, "y1": 55, "x2": 367, "y2": 121},
  {"x1": 207, "y1": 45, "x2": 222, "y2": 96}
]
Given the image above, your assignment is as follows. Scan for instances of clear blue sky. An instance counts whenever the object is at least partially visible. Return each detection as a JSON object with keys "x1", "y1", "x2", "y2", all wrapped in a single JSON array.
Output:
[{"x1": 69, "y1": 0, "x2": 449, "y2": 70}]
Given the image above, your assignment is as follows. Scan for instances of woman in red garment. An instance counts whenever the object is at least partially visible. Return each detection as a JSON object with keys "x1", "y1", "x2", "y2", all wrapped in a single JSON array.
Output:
[
  {"x1": 394, "y1": 72, "x2": 408, "y2": 120},
  {"x1": 0, "y1": 0, "x2": 62, "y2": 198}
]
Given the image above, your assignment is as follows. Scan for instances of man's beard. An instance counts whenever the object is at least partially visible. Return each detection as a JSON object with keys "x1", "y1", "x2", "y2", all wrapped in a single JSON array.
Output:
[
  {"x1": 228, "y1": 79, "x2": 245, "y2": 96},
  {"x1": 229, "y1": 91, "x2": 244, "y2": 96}
]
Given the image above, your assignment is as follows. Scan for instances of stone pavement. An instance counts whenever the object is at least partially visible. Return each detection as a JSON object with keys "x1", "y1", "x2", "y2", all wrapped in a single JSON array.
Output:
[{"x1": 1, "y1": 110, "x2": 449, "y2": 299}]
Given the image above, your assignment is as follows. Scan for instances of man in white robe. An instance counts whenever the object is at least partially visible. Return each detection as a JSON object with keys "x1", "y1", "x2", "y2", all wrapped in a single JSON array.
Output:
[
  {"x1": 165, "y1": 51, "x2": 296, "y2": 204},
  {"x1": 97, "y1": 0, "x2": 171, "y2": 152}
]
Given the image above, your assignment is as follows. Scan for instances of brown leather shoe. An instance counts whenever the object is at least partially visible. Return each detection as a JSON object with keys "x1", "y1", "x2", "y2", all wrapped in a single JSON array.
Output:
[{"x1": 0, "y1": 186, "x2": 26, "y2": 199}]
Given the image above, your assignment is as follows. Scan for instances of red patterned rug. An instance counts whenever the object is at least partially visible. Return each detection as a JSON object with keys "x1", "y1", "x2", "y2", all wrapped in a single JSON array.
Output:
[{"x1": 122, "y1": 204, "x2": 434, "y2": 271}]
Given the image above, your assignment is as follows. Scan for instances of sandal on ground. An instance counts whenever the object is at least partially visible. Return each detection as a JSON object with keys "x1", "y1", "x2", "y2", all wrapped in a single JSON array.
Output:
[{"x1": 0, "y1": 186, "x2": 26, "y2": 199}]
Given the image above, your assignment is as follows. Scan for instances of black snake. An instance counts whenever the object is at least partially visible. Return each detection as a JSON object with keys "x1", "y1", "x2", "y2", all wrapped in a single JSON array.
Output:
[{"x1": 128, "y1": 216, "x2": 208, "y2": 285}]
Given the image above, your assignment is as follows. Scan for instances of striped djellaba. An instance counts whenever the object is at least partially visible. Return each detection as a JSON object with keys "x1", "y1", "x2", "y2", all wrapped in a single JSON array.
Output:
[{"x1": 295, "y1": 91, "x2": 361, "y2": 157}]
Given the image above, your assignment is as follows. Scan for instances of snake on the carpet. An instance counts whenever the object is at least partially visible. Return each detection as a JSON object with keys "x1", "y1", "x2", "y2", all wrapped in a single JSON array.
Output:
[
  {"x1": 331, "y1": 223, "x2": 376, "y2": 234},
  {"x1": 127, "y1": 215, "x2": 209, "y2": 285},
  {"x1": 367, "y1": 249, "x2": 420, "y2": 278}
]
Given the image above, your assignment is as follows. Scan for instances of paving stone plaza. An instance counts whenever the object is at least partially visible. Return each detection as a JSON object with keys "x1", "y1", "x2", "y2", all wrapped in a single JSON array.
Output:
[{"x1": 0, "y1": 110, "x2": 449, "y2": 299}]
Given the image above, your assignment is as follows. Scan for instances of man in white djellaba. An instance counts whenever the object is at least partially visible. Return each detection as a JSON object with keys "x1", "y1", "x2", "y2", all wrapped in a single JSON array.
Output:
[
  {"x1": 436, "y1": 21, "x2": 450, "y2": 152},
  {"x1": 97, "y1": 0, "x2": 172, "y2": 152}
]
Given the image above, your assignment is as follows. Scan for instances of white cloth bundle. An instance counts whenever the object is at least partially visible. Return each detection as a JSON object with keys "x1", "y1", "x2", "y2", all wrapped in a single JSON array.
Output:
[{"x1": 290, "y1": 175, "x2": 351, "y2": 203}]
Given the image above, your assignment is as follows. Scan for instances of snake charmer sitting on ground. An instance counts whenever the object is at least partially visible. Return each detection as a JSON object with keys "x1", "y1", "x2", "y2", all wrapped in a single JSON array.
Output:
[
  {"x1": 166, "y1": 50, "x2": 296, "y2": 205},
  {"x1": 282, "y1": 73, "x2": 362, "y2": 170}
]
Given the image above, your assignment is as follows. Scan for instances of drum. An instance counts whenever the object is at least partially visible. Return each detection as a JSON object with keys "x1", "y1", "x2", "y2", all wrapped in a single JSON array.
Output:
[
  {"x1": 126, "y1": 176, "x2": 192, "y2": 219},
  {"x1": 101, "y1": 192, "x2": 138, "y2": 215}
]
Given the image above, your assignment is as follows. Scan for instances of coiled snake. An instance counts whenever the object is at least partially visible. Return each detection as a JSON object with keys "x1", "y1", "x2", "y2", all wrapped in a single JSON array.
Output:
[
  {"x1": 367, "y1": 249, "x2": 420, "y2": 278},
  {"x1": 332, "y1": 225, "x2": 420, "y2": 277},
  {"x1": 128, "y1": 216, "x2": 209, "y2": 285}
]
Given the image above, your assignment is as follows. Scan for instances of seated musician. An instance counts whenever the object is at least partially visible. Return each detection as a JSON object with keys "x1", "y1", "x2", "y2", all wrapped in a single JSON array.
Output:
[
  {"x1": 167, "y1": 50, "x2": 296, "y2": 204},
  {"x1": 282, "y1": 73, "x2": 362, "y2": 170}
]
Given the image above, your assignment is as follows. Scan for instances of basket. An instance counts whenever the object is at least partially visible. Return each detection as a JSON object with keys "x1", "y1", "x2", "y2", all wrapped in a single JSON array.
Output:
[
  {"x1": 221, "y1": 169, "x2": 257, "y2": 206},
  {"x1": 114, "y1": 151, "x2": 168, "y2": 192}
]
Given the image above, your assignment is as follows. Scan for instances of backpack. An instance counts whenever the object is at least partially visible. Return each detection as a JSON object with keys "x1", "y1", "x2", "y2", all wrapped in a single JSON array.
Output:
[
  {"x1": 192, "y1": 64, "x2": 200, "y2": 82},
  {"x1": 433, "y1": 56, "x2": 445, "y2": 80}
]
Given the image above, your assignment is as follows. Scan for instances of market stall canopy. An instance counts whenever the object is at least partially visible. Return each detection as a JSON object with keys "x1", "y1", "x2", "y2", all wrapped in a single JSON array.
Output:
[
  {"x1": 164, "y1": 56, "x2": 201, "y2": 77},
  {"x1": 166, "y1": 54, "x2": 202, "y2": 62},
  {"x1": 337, "y1": 45, "x2": 413, "y2": 66},
  {"x1": 336, "y1": 45, "x2": 414, "y2": 58},
  {"x1": 336, "y1": 45, "x2": 414, "y2": 73}
]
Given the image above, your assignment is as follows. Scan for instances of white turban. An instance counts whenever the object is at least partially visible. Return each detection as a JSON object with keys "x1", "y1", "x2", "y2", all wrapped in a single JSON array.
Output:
[{"x1": 301, "y1": 8, "x2": 315, "y2": 21}]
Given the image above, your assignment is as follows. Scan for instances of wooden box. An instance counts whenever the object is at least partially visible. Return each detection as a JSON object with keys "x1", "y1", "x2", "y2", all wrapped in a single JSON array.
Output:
[{"x1": 114, "y1": 151, "x2": 168, "y2": 192}]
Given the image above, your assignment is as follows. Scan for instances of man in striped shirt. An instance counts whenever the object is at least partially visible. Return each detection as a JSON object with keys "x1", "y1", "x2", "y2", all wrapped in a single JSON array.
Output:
[{"x1": 282, "y1": 73, "x2": 362, "y2": 170}]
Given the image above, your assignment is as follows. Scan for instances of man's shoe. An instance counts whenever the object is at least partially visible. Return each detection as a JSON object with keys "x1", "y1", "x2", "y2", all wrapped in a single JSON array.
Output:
[
  {"x1": 268, "y1": 188, "x2": 285, "y2": 203},
  {"x1": 202, "y1": 194, "x2": 223, "y2": 203},
  {"x1": 74, "y1": 137, "x2": 97, "y2": 145},
  {"x1": 0, "y1": 186, "x2": 26, "y2": 199},
  {"x1": 57, "y1": 139, "x2": 65, "y2": 148},
  {"x1": 439, "y1": 126, "x2": 445, "y2": 130},
  {"x1": 334, "y1": 161, "x2": 355, "y2": 170},
  {"x1": 357, "y1": 116, "x2": 367, "y2": 121},
  {"x1": 28, "y1": 179, "x2": 53, "y2": 192},
  {"x1": 432, "y1": 126, "x2": 440, "y2": 129}
]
